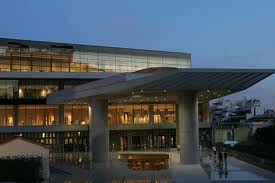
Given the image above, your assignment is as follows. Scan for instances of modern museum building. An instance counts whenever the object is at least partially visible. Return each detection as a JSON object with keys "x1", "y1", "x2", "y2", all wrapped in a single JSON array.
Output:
[{"x1": 0, "y1": 38, "x2": 273, "y2": 164}]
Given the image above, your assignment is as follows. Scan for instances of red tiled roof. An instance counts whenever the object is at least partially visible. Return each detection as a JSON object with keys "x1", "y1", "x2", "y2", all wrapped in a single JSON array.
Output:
[{"x1": 0, "y1": 135, "x2": 49, "y2": 149}]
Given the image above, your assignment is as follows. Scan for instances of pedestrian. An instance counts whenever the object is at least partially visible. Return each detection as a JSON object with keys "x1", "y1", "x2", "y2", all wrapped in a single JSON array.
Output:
[
  {"x1": 177, "y1": 144, "x2": 180, "y2": 154},
  {"x1": 224, "y1": 150, "x2": 228, "y2": 162},
  {"x1": 218, "y1": 149, "x2": 223, "y2": 162},
  {"x1": 213, "y1": 146, "x2": 217, "y2": 156}
]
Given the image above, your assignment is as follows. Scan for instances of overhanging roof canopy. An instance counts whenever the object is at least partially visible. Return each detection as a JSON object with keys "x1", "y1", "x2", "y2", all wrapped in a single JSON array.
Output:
[{"x1": 47, "y1": 68, "x2": 275, "y2": 104}]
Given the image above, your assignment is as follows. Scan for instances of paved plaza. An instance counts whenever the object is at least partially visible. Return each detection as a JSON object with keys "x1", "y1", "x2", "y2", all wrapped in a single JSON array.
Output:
[{"x1": 49, "y1": 149, "x2": 275, "y2": 183}]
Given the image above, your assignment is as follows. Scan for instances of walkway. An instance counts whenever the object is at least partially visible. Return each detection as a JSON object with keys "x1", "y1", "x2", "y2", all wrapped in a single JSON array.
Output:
[{"x1": 49, "y1": 150, "x2": 275, "y2": 183}]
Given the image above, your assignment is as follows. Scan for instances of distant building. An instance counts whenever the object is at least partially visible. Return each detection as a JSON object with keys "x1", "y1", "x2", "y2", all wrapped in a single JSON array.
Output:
[
  {"x1": 246, "y1": 109, "x2": 275, "y2": 135},
  {"x1": 210, "y1": 98, "x2": 261, "y2": 125}
]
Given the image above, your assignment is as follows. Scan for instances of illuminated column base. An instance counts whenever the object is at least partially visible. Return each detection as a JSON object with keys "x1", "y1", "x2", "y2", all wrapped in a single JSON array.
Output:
[{"x1": 178, "y1": 92, "x2": 200, "y2": 164}]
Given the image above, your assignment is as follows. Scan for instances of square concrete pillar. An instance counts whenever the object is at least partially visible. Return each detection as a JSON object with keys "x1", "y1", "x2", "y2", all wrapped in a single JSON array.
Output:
[
  {"x1": 89, "y1": 99, "x2": 109, "y2": 164},
  {"x1": 178, "y1": 92, "x2": 200, "y2": 164}
]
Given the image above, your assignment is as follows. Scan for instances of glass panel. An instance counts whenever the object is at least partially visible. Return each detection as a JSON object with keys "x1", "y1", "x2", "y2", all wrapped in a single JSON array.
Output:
[
  {"x1": 25, "y1": 105, "x2": 35, "y2": 125},
  {"x1": 36, "y1": 105, "x2": 45, "y2": 125},
  {"x1": 0, "y1": 80, "x2": 6, "y2": 98},
  {"x1": 108, "y1": 105, "x2": 117, "y2": 125},
  {"x1": 6, "y1": 106, "x2": 13, "y2": 126},
  {"x1": 117, "y1": 105, "x2": 133, "y2": 124},
  {"x1": 0, "y1": 105, "x2": 13, "y2": 126},
  {"x1": 72, "y1": 104, "x2": 82, "y2": 125},
  {"x1": 18, "y1": 105, "x2": 26, "y2": 126},
  {"x1": 0, "y1": 105, "x2": 5, "y2": 126},
  {"x1": 64, "y1": 105, "x2": 72, "y2": 125},
  {"x1": 0, "y1": 59, "x2": 10, "y2": 71},
  {"x1": 81, "y1": 105, "x2": 89, "y2": 125},
  {"x1": 154, "y1": 104, "x2": 176, "y2": 123},
  {"x1": 133, "y1": 105, "x2": 149, "y2": 124}
]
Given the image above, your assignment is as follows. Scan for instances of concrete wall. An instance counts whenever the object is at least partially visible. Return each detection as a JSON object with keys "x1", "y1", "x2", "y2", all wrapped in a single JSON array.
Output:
[{"x1": 214, "y1": 126, "x2": 251, "y2": 143}]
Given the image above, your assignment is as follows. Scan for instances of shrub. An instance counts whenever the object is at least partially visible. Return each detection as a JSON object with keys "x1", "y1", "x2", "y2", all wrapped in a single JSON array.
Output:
[{"x1": 0, "y1": 156, "x2": 43, "y2": 182}]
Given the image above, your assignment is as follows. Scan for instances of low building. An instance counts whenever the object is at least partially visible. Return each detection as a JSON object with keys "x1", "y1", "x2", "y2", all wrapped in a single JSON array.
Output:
[{"x1": 0, "y1": 136, "x2": 49, "y2": 180}]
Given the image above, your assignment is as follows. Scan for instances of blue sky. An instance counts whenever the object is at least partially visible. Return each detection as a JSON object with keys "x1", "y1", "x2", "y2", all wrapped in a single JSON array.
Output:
[{"x1": 1, "y1": 0, "x2": 275, "y2": 109}]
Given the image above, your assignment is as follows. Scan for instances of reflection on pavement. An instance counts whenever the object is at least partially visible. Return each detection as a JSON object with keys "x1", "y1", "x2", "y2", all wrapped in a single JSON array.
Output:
[{"x1": 201, "y1": 153, "x2": 269, "y2": 182}]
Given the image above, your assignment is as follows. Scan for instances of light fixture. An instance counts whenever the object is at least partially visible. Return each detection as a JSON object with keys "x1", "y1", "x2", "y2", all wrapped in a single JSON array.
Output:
[
  {"x1": 163, "y1": 89, "x2": 167, "y2": 92},
  {"x1": 207, "y1": 90, "x2": 210, "y2": 92},
  {"x1": 132, "y1": 92, "x2": 135, "y2": 95},
  {"x1": 140, "y1": 90, "x2": 144, "y2": 92}
]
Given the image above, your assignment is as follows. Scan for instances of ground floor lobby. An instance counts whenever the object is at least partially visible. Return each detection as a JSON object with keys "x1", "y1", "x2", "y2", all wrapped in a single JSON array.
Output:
[{"x1": 0, "y1": 128, "x2": 212, "y2": 152}]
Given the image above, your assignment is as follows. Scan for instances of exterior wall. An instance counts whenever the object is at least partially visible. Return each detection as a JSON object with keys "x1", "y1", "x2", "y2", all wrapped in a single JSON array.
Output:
[
  {"x1": 213, "y1": 127, "x2": 251, "y2": 143},
  {"x1": 234, "y1": 126, "x2": 250, "y2": 142}
]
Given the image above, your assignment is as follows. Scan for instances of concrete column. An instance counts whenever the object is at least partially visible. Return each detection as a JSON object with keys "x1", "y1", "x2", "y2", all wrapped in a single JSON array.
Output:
[
  {"x1": 178, "y1": 92, "x2": 200, "y2": 164},
  {"x1": 89, "y1": 99, "x2": 109, "y2": 164},
  {"x1": 202, "y1": 102, "x2": 210, "y2": 122}
]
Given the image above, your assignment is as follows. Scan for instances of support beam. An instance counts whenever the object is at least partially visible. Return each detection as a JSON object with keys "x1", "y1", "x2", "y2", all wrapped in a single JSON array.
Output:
[
  {"x1": 178, "y1": 92, "x2": 199, "y2": 164},
  {"x1": 89, "y1": 99, "x2": 109, "y2": 164}
]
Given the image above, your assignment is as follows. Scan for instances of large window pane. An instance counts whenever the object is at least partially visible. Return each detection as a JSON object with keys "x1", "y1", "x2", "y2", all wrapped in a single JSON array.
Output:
[
  {"x1": 0, "y1": 105, "x2": 13, "y2": 126},
  {"x1": 117, "y1": 105, "x2": 133, "y2": 124},
  {"x1": 64, "y1": 105, "x2": 72, "y2": 125},
  {"x1": 36, "y1": 105, "x2": 45, "y2": 125},
  {"x1": 18, "y1": 105, "x2": 26, "y2": 126}
]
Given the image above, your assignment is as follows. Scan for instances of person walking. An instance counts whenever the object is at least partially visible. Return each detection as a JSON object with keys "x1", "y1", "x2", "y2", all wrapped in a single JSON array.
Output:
[
  {"x1": 213, "y1": 146, "x2": 217, "y2": 156},
  {"x1": 224, "y1": 150, "x2": 228, "y2": 162},
  {"x1": 218, "y1": 149, "x2": 223, "y2": 162},
  {"x1": 177, "y1": 144, "x2": 180, "y2": 154}
]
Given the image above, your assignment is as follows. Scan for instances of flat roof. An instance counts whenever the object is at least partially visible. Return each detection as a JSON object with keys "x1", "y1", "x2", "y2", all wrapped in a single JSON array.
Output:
[
  {"x1": 0, "y1": 38, "x2": 190, "y2": 58},
  {"x1": 47, "y1": 68, "x2": 275, "y2": 104},
  {"x1": 0, "y1": 72, "x2": 118, "y2": 80}
]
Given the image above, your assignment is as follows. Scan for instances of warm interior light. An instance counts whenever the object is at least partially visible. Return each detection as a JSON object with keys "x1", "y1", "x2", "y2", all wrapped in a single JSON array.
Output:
[{"x1": 19, "y1": 88, "x2": 24, "y2": 97}]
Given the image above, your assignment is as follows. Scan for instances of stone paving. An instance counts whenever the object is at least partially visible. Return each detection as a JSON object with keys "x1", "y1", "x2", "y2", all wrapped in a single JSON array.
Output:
[{"x1": 49, "y1": 150, "x2": 275, "y2": 183}]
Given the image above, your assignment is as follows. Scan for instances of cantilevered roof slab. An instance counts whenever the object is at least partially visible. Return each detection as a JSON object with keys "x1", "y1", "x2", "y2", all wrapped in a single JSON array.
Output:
[{"x1": 47, "y1": 68, "x2": 275, "y2": 104}]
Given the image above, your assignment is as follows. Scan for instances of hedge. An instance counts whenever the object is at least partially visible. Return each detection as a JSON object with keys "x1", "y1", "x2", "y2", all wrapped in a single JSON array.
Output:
[{"x1": 0, "y1": 156, "x2": 43, "y2": 182}]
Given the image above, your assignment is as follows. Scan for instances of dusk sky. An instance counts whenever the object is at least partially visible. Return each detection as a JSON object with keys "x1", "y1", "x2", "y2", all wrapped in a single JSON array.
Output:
[{"x1": 1, "y1": 0, "x2": 275, "y2": 109}]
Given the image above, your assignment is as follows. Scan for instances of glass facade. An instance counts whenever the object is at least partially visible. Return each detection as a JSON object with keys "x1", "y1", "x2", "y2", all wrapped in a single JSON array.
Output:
[
  {"x1": 0, "y1": 47, "x2": 191, "y2": 73},
  {"x1": 0, "y1": 103, "x2": 209, "y2": 126},
  {"x1": 0, "y1": 79, "x2": 90, "y2": 99},
  {"x1": 18, "y1": 105, "x2": 59, "y2": 126},
  {"x1": 0, "y1": 105, "x2": 13, "y2": 126},
  {"x1": 109, "y1": 104, "x2": 176, "y2": 125},
  {"x1": 0, "y1": 39, "x2": 213, "y2": 152},
  {"x1": 0, "y1": 104, "x2": 177, "y2": 126}
]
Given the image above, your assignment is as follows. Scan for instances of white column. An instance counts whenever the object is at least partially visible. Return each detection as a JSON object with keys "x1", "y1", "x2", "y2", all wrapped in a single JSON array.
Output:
[
  {"x1": 178, "y1": 92, "x2": 199, "y2": 164},
  {"x1": 89, "y1": 99, "x2": 109, "y2": 164}
]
